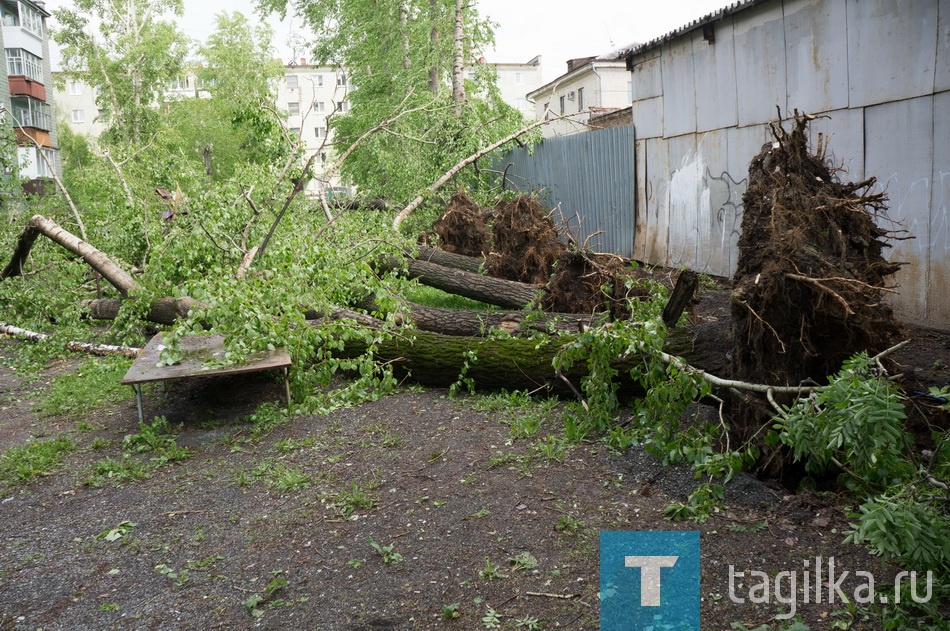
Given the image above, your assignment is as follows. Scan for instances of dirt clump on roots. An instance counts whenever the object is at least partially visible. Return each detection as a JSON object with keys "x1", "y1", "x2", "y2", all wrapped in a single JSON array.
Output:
[
  {"x1": 542, "y1": 250, "x2": 654, "y2": 319},
  {"x1": 730, "y1": 113, "x2": 904, "y2": 433},
  {"x1": 485, "y1": 195, "x2": 566, "y2": 285},
  {"x1": 426, "y1": 192, "x2": 492, "y2": 257}
]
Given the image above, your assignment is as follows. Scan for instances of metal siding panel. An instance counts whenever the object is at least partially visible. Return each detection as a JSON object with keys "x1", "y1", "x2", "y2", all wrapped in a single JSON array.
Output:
[
  {"x1": 865, "y1": 97, "x2": 934, "y2": 323},
  {"x1": 735, "y1": 2, "x2": 787, "y2": 127},
  {"x1": 631, "y1": 96, "x2": 664, "y2": 138},
  {"x1": 634, "y1": 138, "x2": 650, "y2": 260},
  {"x1": 666, "y1": 134, "x2": 701, "y2": 270},
  {"x1": 644, "y1": 139, "x2": 672, "y2": 266},
  {"x1": 726, "y1": 124, "x2": 768, "y2": 275},
  {"x1": 694, "y1": 17, "x2": 739, "y2": 133},
  {"x1": 929, "y1": 91, "x2": 950, "y2": 328},
  {"x1": 847, "y1": 0, "x2": 938, "y2": 108},
  {"x1": 937, "y1": 0, "x2": 950, "y2": 92},
  {"x1": 783, "y1": 0, "x2": 849, "y2": 113},
  {"x1": 631, "y1": 54, "x2": 663, "y2": 100},
  {"x1": 806, "y1": 108, "x2": 865, "y2": 181},
  {"x1": 661, "y1": 39, "x2": 697, "y2": 138},
  {"x1": 697, "y1": 130, "x2": 732, "y2": 276}
]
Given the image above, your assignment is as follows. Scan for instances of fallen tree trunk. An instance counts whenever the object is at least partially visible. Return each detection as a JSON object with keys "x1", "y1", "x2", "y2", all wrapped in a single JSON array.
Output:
[
  {"x1": 322, "y1": 314, "x2": 729, "y2": 394},
  {"x1": 375, "y1": 255, "x2": 542, "y2": 309},
  {"x1": 354, "y1": 296, "x2": 605, "y2": 337},
  {"x1": 0, "y1": 322, "x2": 141, "y2": 358},
  {"x1": 82, "y1": 296, "x2": 208, "y2": 325},
  {"x1": 412, "y1": 246, "x2": 485, "y2": 273},
  {"x1": 0, "y1": 215, "x2": 136, "y2": 296}
]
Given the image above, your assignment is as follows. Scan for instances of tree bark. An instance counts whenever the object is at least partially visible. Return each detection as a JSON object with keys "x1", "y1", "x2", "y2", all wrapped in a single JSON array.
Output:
[
  {"x1": 0, "y1": 215, "x2": 136, "y2": 296},
  {"x1": 428, "y1": 0, "x2": 441, "y2": 94},
  {"x1": 375, "y1": 255, "x2": 541, "y2": 309},
  {"x1": 412, "y1": 246, "x2": 484, "y2": 273},
  {"x1": 324, "y1": 319, "x2": 729, "y2": 395},
  {"x1": 82, "y1": 296, "x2": 207, "y2": 325},
  {"x1": 451, "y1": 0, "x2": 466, "y2": 114},
  {"x1": 662, "y1": 269, "x2": 699, "y2": 328},
  {"x1": 354, "y1": 296, "x2": 605, "y2": 337}
]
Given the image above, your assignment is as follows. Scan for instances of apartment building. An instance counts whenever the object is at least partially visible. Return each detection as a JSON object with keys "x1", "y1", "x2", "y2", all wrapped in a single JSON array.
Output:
[
  {"x1": 527, "y1": 53, "x2": 631, "y2": 138},
  {"x1": 2, "y1": 0, "x2": 60, "y2": 187},
  {"x1": 274, "y1": 60, "x2": 352, "y2": 196},
  {"x1": 484, "y1": 55, "x2": 543, "y2": 119}
]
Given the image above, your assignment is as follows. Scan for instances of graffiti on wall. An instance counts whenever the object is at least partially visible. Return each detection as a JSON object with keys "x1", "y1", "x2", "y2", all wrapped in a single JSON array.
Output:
[{"x1": 660, "y1": 146, "x2": 748, "y2": 277}]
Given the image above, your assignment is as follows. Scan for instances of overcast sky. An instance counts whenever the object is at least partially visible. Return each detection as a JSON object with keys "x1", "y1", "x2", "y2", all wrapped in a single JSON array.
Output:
[{"x1": 44, "y1": 0, "x2": 729, "y2": 83}]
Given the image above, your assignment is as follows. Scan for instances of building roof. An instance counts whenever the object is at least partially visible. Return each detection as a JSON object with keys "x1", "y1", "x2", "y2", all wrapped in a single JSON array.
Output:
[{"x1": 620, "y1": 0, "x2": 768, "y2": 62}]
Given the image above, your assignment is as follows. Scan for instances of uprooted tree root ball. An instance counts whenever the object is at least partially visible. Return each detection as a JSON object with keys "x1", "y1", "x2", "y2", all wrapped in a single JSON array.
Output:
[
  {"x1": 730, "y1": 113, "x2": 904, "y2": 436},
  {"x1": 422, "y1": 193, "x2": 656, "y2": 317},
  {"x1": 542, "y1": 250, "x2": 653, "y2": 319},
  {"x1": 486, "y1": 195, "x2": 565, "y2": 285}
]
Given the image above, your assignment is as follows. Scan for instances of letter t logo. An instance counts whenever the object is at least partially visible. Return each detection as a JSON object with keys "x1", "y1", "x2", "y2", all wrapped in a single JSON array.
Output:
[{"x1": 624, "y1": 556, "x2": 679, "y2": 606}]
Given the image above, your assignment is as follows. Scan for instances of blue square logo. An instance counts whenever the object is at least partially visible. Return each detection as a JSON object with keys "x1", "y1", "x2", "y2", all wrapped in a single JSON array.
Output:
[{"x1": 600, "y1": 530, "x2": 700, "y2": 630}]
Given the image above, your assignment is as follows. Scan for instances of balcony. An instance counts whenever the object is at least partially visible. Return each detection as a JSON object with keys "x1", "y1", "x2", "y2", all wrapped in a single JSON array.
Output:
[
  {"x1": 8, "y1": 75, "x2": 45, "y2": 100},
  {"x1": 10, "y1": 95, "x2": 51, "y2": 132}
]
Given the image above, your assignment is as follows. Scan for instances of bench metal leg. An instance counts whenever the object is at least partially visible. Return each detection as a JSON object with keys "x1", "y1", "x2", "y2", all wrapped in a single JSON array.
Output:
[
  {"x1": 133, "y1": 384, "x2": 144, "y2": 424},
  {"x1": 284, "y1": 367, "x2": 292, "y2": 412}
]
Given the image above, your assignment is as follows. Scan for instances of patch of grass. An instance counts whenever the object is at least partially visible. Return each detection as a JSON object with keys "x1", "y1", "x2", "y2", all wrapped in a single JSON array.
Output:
[
  {"x1": 533, "y1": 435, "x2": 566, "y2": 463},
  {"x1": 274, "y1": 437, "x2": 315, "y2": 453},
  {"x1": 84, "y1": 455, "x2": 150, "y2": 487},
  {"x1": 402, "y1": 284, "x2": 494, "y2": 310},
  {"x1": 331, "y1": 481, "x2": 378, "y2": 516},
  {"x1": 509, "y1": 551, "x2": 538, "y2": 571},
  {"x1": 479, "y1": 558, "x2": 506, "y2": 580},
  {"x1": 367, "y1": 537, "x2": 402, "y2": 565},
  {"x1": 555, "y1": 513, "x2": 584, "y2": 534},
  {"x1": 123, "y1": 417, "x2": 191, "y2": 464},
  {"x1": 34, "y1": 357, "x2": 133, "y2": 419},
  {"x1": 250, "y1": 458, "x2": 311, "y2": 492},
  {"x1": 0, "y1": 436, "x2": 74, "y2": 486}
]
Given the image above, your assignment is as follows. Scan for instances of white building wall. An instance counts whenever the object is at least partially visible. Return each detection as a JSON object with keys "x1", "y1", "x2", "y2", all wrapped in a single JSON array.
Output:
[{"x1": 528, "y1": 61, "x2": 629, "y2": 137}]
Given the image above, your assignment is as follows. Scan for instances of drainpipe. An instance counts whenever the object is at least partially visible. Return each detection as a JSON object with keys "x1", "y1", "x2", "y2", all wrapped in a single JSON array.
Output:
[{"x1": 590, "y1": 63, "x2": 603, "y2": 124}]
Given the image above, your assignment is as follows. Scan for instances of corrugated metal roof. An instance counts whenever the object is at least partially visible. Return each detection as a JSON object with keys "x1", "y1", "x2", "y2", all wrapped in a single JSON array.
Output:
[{"x1": 620, "y1": 0, "x2": 771, "y2": 61}]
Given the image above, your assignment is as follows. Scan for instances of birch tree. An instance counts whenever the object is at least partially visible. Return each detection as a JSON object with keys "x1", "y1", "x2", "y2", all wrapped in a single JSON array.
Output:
[
  {"x1": 256, "y1": 0, "x2": 526, "y2": 203},
  {"x1": 54, "y1": 0, "x2": 190, "y2": 145}
]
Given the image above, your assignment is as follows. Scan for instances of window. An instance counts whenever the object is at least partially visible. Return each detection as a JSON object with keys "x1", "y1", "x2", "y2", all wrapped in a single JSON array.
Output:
[
  {"x1": 315, "y1": 126, "x2": 326, "y2": 138},
  {"x1": 168, "y1": 76, "x2": 188, "y2": 91},
  {"x1": 516, "y1": 98, "x2": 527, "y2": 111},
  {"x1": 6, "y1": 48, "x2": 43, "y2": 83},
  {"x1": 69, "y1": 81, "x2": 82, "y2": 95},
  {"x1": 314, "y1": 75, "x2": 324, "y2": 87},
  {"x1": 289, "y1": 127, "x2": 300, "y2": 137},
  {"x1": 336, "y1": 101, "x2": 349, "y2": 113},
  {"x1": 10, "y1": 96, "x2": 51, "y2": 130},
  {"x1": 336, "y1": 73, "x2": 346, "y2": 86},
  {"x1": 577, "y1": 87, "x2": 584, "y2": 112},
  {"x1": 514, "y1": 72, "x2": 524, "y2": 85},
  {"x1": 313, "y1": 101, "x2": 326, "y2": 113},
  {"x1": 559, "y1": 95, "x2": 565, "y2": 115},
  {"x1": 288, "y1": 101, "x2": 300, "y2": 115},
  {"x1": 37, "y1": 148, "x2": 57, "y2": 177},
  {"x1": 71, "y1": 109, "x2": 84, "y2": 123},
  {"x1": 19, "y1": 3, "x2": 44, "y2": 37},
  {"x1": 286, "y1": 75, "x2": 298, "y2": 89}
]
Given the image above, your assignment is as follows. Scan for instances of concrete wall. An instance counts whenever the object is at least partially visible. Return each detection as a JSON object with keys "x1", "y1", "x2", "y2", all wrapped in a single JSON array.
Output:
[{"x1": 627, "y1": 0, "x2": 950, "y2": 329}]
